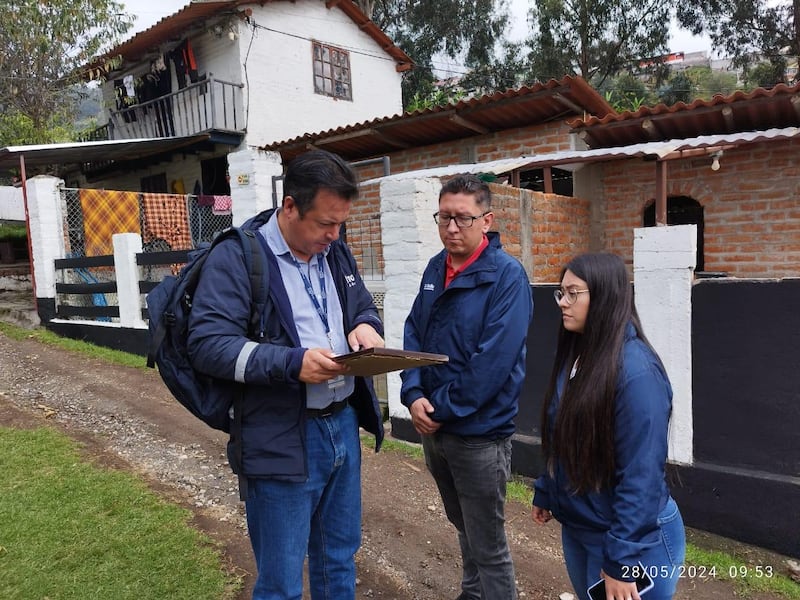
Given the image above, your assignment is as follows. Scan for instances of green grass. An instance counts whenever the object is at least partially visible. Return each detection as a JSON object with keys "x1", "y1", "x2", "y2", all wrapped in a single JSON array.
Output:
[
  {"x1": 2, "y1": 323, "x2": 797, "y2": 599},
  {"x1": 0, "y1": 427, "x2": 237, "y2": 600},
  {"x1": 0, "y1": 322, "x2": 148, "y2": 370},
  {"x1": 685, "y1": 543, "x2": 800, "y2": 598}
]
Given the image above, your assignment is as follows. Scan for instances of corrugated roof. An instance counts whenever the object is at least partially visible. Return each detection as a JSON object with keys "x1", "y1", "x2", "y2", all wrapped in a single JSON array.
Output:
[
  {"x1": 0, "y1": 135, "x2": 212, "y2": 169},
  {"x1": 262, "y1": 76, "x2": 615, "y2": 162},
  {"x1": 570, "y1": 83, "x2": 800, "y2": 149},
  {"x1": 84, "y1": 0, "x2": 412, "y2": 77},
  {"x1": 363, "y1": 127, "x2": 800, "y2": 184}
]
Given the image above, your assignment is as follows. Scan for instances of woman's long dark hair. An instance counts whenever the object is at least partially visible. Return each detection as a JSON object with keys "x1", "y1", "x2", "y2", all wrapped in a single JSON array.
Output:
[{"x1": 540, "y1": 253, "x2": 657, "y2": 493}]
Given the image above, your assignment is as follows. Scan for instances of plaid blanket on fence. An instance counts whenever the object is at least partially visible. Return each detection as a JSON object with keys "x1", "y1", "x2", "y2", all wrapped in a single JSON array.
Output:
[
  {"x1": 79, "y1": 189, "x2": 141, "y2": 256},
  {"x1": 141, "y1": 193, "x2": 193, "y2": 251}
]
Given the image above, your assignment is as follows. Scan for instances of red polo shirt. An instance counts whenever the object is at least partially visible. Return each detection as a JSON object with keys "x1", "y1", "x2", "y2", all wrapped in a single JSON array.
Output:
[{"x1": 445, "y1": 235, "x2": 489, "y2": 287}]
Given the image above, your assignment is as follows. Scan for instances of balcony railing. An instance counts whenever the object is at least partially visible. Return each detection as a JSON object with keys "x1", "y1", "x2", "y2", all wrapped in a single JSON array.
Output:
[{"x1": 105, "y1": 75, "x2": 245, "y2": 140}]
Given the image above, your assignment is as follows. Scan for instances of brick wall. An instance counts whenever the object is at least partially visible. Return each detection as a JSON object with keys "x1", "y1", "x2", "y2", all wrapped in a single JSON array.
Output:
[
  {"x1": 491, "y1": 184, "x2": 591, "y2": 282},
  {"x1": 347, "y1": 181, "x2": 383, "y2": 279},
  {"x1": 601, "y1": 138, "x2": 800, "y2": 278},
  {"x1": 345, "y1": 123, "x2": 800, "y2": 280},
  {"x1": 348, "y1": 121, "x2": 577, "y2": 278}
]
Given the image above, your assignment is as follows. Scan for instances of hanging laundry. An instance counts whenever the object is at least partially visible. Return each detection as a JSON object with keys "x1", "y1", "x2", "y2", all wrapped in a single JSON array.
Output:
[
  {"x1": 170, "y1": 39, "x2": 199, "y2": 88},
  {"x1": 114, "y1": 76, "x2": 138, "y2": 122},
  {"x1": 211, "y1": 195, "x2": 233, "y2": 215},
  {"x1": 79, "y1": 189, "x2": 141, "y2": 257},
  {"x1": 141, "y1": 193, "x2": 193, "y2": 251},
  {"x1": 140, "y1": 56, "x2": 175, "y2": 136}
]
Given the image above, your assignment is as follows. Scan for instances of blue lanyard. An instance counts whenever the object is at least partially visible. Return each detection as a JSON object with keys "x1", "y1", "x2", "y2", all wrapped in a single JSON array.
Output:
[{"x1": 291, "y1": 253, "x2": 332, "y2": 346}]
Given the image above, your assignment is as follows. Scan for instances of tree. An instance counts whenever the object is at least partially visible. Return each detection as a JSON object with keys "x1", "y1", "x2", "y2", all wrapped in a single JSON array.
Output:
[
  {"x1": 524, "y1": 0, "x2": 672, "y2": 90},
  {"x1": 353, "y1": 0, "x2": 512, "y2": 106},
  {"x1": 688, "y1": 66, "x2": 739, "y2": 99},
  {"x1": 676, "y1": 0, "x2": 797, "y2": 83},
  {"x1": 597, "y1": 72, "x2": 654, "y2": 112},
  {"x1": 745, "y1": 61, "x2": 787, "y2": 88},
  {"x1": 657, "y1": 71, "x2": 696, "y2": 106},
  {"x1": 0, "y1": 0, "x2": 133, "y2": 146}
]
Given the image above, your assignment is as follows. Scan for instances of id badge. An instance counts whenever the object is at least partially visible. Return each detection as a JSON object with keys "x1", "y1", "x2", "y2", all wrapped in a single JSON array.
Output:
[{"x1": 328, "y1": 375, "x2": 345, "y2": 390}]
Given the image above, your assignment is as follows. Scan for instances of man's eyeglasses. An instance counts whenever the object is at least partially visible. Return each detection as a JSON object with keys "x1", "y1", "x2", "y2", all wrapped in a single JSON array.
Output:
[
  {"x1": 553, "y1": 288, "x2": 590, "y2": 305},
  {"x1": 433, "y1": 211, "x2": 490, "y2": 229}
]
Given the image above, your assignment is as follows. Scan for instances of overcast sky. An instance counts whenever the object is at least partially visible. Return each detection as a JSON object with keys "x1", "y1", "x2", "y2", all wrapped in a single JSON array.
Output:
[{"x1": 123, "y1": 0, "x2": 712, "y2": 54}]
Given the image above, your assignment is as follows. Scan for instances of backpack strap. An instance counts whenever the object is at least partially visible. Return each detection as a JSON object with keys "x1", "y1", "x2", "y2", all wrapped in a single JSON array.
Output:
[
  {"x1": 231, "y1": 227, "x2": 270, "y2": 501},
  {"x1": 146, "y1": 229, "x2": 238, "y2": 369}
]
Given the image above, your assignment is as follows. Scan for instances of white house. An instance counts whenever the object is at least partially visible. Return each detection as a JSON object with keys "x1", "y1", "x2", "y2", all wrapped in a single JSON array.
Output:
[{"x1": 3, "y1": 0, "x2": 411, "y2": 203}]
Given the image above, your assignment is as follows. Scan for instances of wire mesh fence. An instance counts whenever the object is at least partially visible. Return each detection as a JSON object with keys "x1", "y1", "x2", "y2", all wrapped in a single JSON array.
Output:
[
  {"x1": 59, "y1": 187, "x2": 233, "y2": 321},
  {"x1": 57, "y1": 187, "x2": 383, "y2": 323}
]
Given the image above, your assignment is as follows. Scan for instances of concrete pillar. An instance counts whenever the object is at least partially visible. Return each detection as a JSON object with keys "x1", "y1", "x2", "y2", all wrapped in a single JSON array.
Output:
[
  {"x1": 113, "y1": 233, "x2": 146, "y2": 329},
  {"x1": 227, "y1": 146, "x2": 284, "y2": 226},
  {"x1": 24, "y1": 176, "x2": 65, "y2": 304},
  {"x1": 380, "y1": 177, "x2": 442, "y2": 420},
  {"x1": 633, "y1": 224, "x2": 696, "y2": 465}
]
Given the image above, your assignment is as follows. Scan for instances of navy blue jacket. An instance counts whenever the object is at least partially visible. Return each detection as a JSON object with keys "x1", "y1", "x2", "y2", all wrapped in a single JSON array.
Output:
[
  {"x1": 400, "y1": 233, "x2": 533, "y2": 438},
  {"x1": 187, "y1": 210, "x2": 384, "y2": 480},
  {"x1": 532, "y1": 324, "x2": 674, "y2": 581}
]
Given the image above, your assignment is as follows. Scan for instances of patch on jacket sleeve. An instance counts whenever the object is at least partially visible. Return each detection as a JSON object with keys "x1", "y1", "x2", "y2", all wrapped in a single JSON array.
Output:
[
  {"x1": 344, "y1": 273, "x2": 356, "y2": 287},
  {"x1": 423, "y1": 282, "x2": 436, "y2": 292}
]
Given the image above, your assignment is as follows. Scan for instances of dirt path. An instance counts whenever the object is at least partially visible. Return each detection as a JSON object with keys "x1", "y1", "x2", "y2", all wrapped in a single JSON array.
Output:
[{"x1": 0, "y1": 332, "x2": 793, "y2": 599}]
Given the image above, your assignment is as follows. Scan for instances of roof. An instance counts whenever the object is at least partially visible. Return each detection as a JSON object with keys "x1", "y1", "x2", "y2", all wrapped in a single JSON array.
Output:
[
  {"x1": 570, "y1": 82, "x2": 800, "y2": 148},
  {"x1": 262, "y1": 76, "x2": 615, "y2": 162},
  {"x1": 362, "y1": 127, "x2": 800, "y2": 184},
  {"x1": 0, "y1": 135, "x2": 212, "y2": 170},
  {"x1": 84, "y1": 0, "x2": 412, "y2": 77}
]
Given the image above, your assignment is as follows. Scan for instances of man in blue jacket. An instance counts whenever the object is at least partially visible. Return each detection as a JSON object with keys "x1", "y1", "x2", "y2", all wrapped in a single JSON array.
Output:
[
  {"x1": 401, "y1": 174, "x2": 534, "y2": 600},
  {"x1": 187, "y1": 149, "x2": 385, "y2": 600}
]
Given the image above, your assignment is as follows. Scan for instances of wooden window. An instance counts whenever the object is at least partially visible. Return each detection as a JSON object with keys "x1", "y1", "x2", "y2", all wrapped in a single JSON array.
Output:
[{"x1": 313, "y1": 42, "x2": 352, "y2": 101}]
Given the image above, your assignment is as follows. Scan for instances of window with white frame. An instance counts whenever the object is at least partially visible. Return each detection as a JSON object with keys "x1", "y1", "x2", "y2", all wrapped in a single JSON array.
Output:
[{"x1": 313, "y1": 42, "x2": 352, "y2": 101}]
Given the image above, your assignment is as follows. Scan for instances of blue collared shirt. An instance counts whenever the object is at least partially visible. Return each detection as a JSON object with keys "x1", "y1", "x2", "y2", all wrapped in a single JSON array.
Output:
[{"x1": 259, "y1": 213, "x2": 354, "y2": 408}]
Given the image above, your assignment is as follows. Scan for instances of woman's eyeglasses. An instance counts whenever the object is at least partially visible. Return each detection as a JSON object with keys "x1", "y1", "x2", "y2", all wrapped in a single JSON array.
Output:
[{"x1": 553, "y1": 288, "x2": 589, "y2": 305}]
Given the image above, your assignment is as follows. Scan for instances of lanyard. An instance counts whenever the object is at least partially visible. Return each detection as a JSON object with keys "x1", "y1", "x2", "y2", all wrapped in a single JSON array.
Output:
[{"x1": 291, "y1": 253, "x2": 333, "y2": 348}]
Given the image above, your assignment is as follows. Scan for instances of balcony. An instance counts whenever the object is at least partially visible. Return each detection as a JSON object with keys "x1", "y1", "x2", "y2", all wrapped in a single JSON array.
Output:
[{"x1": 87, "y1": 75, "x2": 245, "y2": 142}]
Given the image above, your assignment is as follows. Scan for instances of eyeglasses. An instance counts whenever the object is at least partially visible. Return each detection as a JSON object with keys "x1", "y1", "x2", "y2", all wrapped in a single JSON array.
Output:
[
  {"x1": 433, "y1": 211, "x2": 490, "y2": 228},
  {"x1": 553, "y1": 288, "x2": 589, "y2": 305}
]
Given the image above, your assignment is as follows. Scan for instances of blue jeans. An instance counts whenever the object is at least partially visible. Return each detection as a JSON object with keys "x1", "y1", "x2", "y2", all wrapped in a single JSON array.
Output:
[
  {"x1": 561, "y1": 497, "x2": 686, "y2": 600},
  {"x1": 423, "y1": 432, "x2": 517, "y2": 600},
  {"x1": 245, "y1": 405, "x2": 362, "y2": 600}
]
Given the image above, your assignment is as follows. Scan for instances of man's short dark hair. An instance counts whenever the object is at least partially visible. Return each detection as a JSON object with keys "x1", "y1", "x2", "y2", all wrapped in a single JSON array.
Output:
[
  {"x1": 439, "y1": 173, "x2": 491, "y2": 210},
  {"x1": 283, "y1": 150, "x2": 359, "y2": 216}
]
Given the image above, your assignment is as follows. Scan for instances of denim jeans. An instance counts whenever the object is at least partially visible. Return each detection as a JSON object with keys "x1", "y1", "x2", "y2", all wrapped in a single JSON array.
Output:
[
  {"x1": 245, "y1": 405, "x2": 362, "y2": 600},
  {"x1": 561, "y1": 497, "x2": 686, "y2": 600},
  {"x1": 423, "y1": 432, "x2": 517, "y2": 600}
]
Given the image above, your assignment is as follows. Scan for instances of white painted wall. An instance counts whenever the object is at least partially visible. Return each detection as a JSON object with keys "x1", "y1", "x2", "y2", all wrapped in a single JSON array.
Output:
[
  {"x1": 633, "y1": 224, "x2": 697, "y2": 465},
  {"x1": 85, "y1": 152, "x2": 206, "y2": 195},
  {"x1": 380, "y1": 177, "x2": 443, "y2": 420},
  {"x1": 100, "y1": 0, "x2": 407, "y2": 148},
  {"x1": 241, "y1": 0, "x2": 404, "y2": 145},
  {"x1": 228, "y1": 147, "x2": 284, "y2": 225},
  {"x1": 24, "y1": 176, "x2": 66, "y2": 299},
  {"x1": 0, "y1": 186, "x2": 25, "y2": 221}
]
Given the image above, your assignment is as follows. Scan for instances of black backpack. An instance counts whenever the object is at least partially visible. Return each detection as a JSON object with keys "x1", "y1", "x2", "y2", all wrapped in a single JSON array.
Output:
[{"x1": 145, "y1": 228, "x2": 268, "y2": 433}]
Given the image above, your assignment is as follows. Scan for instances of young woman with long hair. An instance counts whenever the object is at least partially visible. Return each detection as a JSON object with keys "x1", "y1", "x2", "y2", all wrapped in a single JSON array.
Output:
[{"x1": 531, "y1": 253, "x2": 686, "y2": 600}]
